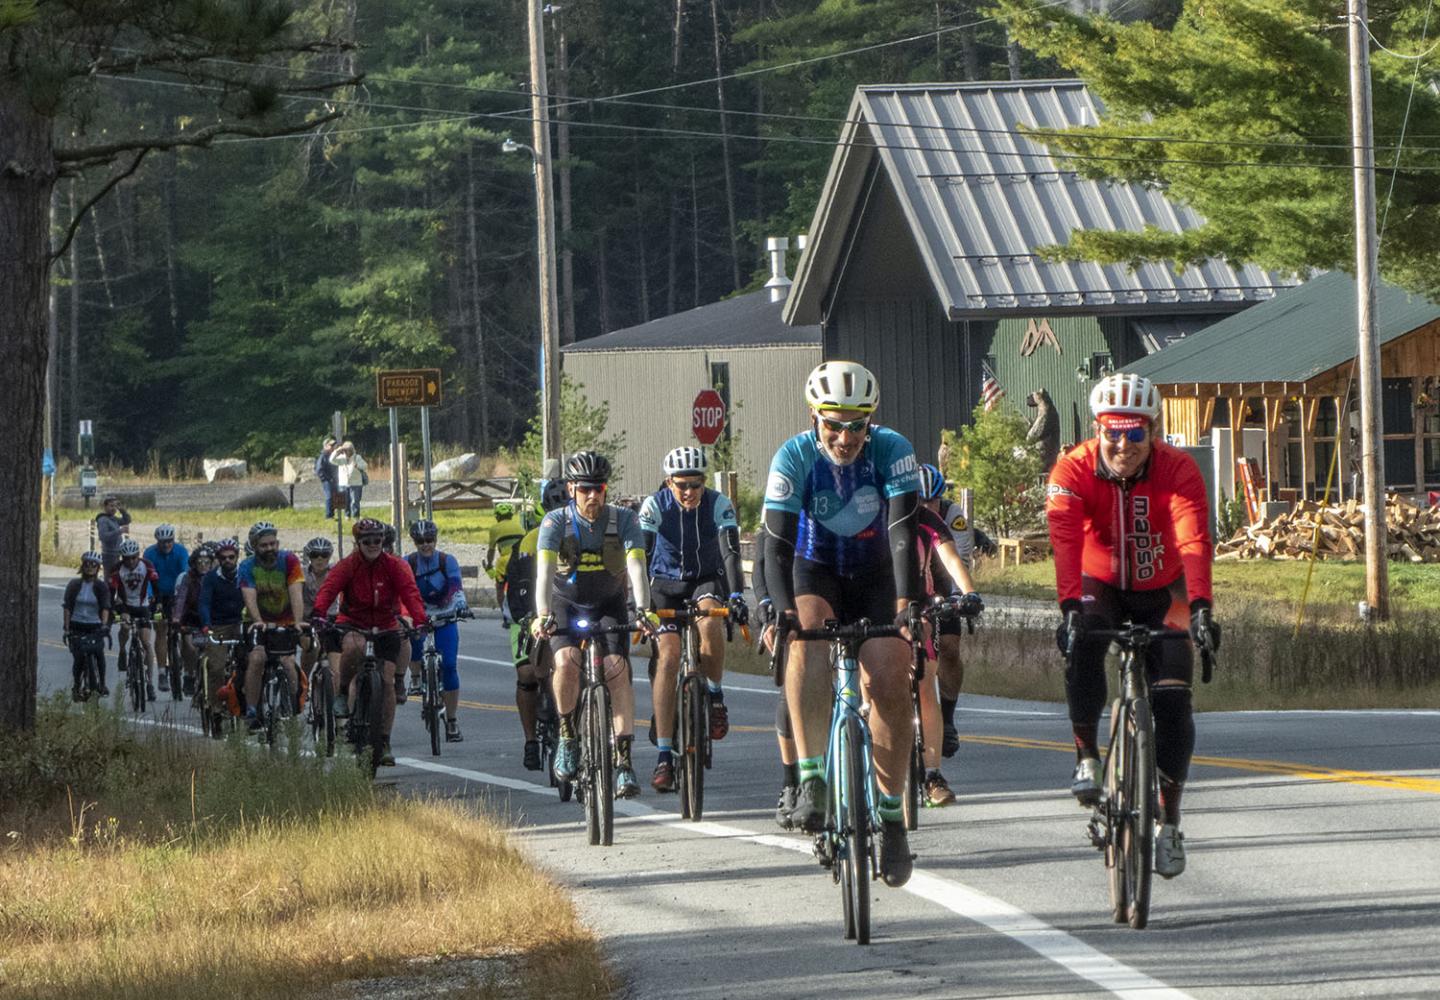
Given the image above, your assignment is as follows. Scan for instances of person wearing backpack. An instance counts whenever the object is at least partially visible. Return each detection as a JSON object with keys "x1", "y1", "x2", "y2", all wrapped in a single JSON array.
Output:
[{"x1": 404, "y1": 518, "x2": 468, "y2": 742}]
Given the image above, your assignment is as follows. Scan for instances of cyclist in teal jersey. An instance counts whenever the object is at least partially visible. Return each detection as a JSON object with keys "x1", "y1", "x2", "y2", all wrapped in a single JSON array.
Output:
[{"x1": 763, "y1": 360, "x2": 924, "y2": 888}]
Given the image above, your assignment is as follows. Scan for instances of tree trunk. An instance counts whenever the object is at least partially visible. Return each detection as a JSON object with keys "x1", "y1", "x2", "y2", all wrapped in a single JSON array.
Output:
[
  {"x1": 1006, "y1": 30, "x2": 1024, "y2": 80},
  {"x1": 90, "y1": 196, "x2": 116, "y2": 311},
  {"x1": 68, "y1": 180, "x2": 79, "y2": 452},
  {"x1": 555, "y1": 11, "x2": 576, "y2": 345},
  {"x1": 710, "y1": 0, "x2": 742, "y2": 291},
  {"x1": 47, "y1": 187, "x2": 60, "y2": 457},
  {"x1": 666, "y1": 194, "x2": 679, "y2": 316},
  {"x1": 597, "y1": 226, "x2": 611, "y2": 334},
  {"x1": 0, "y1": 89, "x2": 56, "y2": 734},
  {"x1": 691, "y1": 153, "x2": 701, "y2": 307},
  {"x1": 960, "y1": 8, "x2": 981, "y2": 82},
  {"x1": 466, "y1": 147, "x2": 491, "y2": 453},
  {"x1": 163, "y1": 149, "x2": 180, "y2": 336},
  {"x1": 448, "y1": 217, "x2": 472, "y2": 444}
]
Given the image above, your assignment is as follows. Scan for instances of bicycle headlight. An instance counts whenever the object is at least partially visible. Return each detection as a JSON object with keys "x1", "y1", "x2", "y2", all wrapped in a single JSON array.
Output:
[{"x1": 575, "y1": 618, "x2": 590, "y2": 630}]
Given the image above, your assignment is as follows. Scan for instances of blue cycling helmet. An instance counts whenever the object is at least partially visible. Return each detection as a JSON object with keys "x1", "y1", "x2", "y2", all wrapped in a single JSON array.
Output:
[{"x1": 918, "y1": 463, "x2": 947, "y2": 501}]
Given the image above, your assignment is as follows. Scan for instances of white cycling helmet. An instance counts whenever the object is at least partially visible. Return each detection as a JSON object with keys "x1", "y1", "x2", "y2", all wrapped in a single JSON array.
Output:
[
  {"x1": 154, "y1": 523, "x2": 177, "y2": 541},
  {"x1": 1089, "y1": 373, "x2": 1162, "y2": 422},
  {"x1": 804, "y1": 361, "x2": 879, "y2": 413},
  {"x1": 118, "y1": 538, "x2": 141, "y2": 558},
  {"x1": 663, "y1": 446, "x2": 707, "y2": 478}
]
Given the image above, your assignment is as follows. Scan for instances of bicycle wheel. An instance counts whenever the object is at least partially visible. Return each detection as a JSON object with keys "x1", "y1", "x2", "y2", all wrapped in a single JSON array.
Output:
[
  {"x1": 264, "y1": 670, "x2": 291, "y2": 748},
  {"x1": 1123, "y1": 697, "x2": 1156, "y2": 929},
  {"x1": 349, "y1": 672, "x2": 373, "y2": 770},
  {"x1": 584, "y1": 680, "x2": 615, "y2": 846},
  {"x1": 837, "y1": 714, "x2": 872, "y2": 945},
  {"x1": 168, "y1": 633, "x2": 183, "y2": 700},
  {"x1": 367, "y1": 669, "x2": 387, "y2": 777},
  {"x1": 903, "y1": 700, "x2": 924, "y2": 831},
  {"x1": 1104, "y1": 700, "x2": 1128, "y2": 924},
  {"x1": 681, "y1": 675, "x2": 707, "y2": 822},
  {"x1": 582, "y1": 690, "x2": 601, "y2": 845},
  {"x1": 129, "y1": 645, "x2": 146, "y2": 713},
  {"x1": 425, "y1": 656, "x2": 443, "y2": 757},
  {"x1": 85, "y1": 648, "x2": 102, "y2": 702},
  {"x1": 313, "y1": 669, "x2": 336, "y2": 756}
]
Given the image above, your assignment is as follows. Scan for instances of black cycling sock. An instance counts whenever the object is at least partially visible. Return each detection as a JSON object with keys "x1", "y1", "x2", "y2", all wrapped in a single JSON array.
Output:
[
  {"x1": 1159, "y1": 777, "x2": 1184, "y2": 826},
  {"x1": 616, "y1": 734, "x2": 633, "y2": 768},
  {"x1": 940, "y1": 696, "x2": 957, "y2": 726},
  {"x1": 1072, "y1": 724, "x2": 1100, "y2": 760},
  {"x1": 782, "y1": 762, "x2": 799, "y2": 788}
]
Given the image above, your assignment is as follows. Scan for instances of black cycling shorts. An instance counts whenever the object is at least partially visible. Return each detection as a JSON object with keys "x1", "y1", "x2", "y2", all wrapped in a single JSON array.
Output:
[
  {"x1": 793, "y1": 556, "x2": 896, "y2": 626},
  {"x1": 339, "y1": 627, "x2": 404, "y2": 665},
  {"x1": 550, "y1": 593, "x2": 632, "y2": 658},
  {"x1": 1073, "y1": 575, "x2": 1193, "y2": 687},
  {"x1": 650, "y1": 575, "x2": 726, "y2": 633}
]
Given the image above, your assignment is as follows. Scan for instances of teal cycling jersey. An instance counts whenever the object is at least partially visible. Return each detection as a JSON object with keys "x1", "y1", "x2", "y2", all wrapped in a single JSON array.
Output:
[{"x1": 763, "y1": 425, "x2": 920, "y2": 576}]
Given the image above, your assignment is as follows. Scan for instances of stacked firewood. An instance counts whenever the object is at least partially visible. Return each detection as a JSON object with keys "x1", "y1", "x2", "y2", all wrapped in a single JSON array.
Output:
[{"x1": 1215, "y1": 496, "x2": 1440, "y2": 562}]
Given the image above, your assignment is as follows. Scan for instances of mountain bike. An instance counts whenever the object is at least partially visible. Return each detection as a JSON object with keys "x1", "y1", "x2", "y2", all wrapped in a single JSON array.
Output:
[
  {"x1": 304, "y1": 628, "x2": 338, "y2": 757},
  {"x1": 774, "y1": 616, "x2": 908, "y2": 945},
  {"x1": 252, "y1": 624, "x2": 303, "y2": 747},
  {"x1": 1076, "y1": 622, "x2": 1216, "y2": 930},
  {"x1": 329, "y1": 623, "x2": 401, "y2": 777},
  {"x1": 117, "y1": 611, "x2": 151, "y2": 713},
  {"x1": 198, "y1": 629, "x2": 246, "y2": 739},
  {"x1": 67, "y1": 628, "x2": 108, "y2": 702},
  {"x1": 654, "y1": 601, "x2": 746, "y2": 822},
  {"x1": 416, "y1": 608, "x2": 474, "y2": 756},
  {"x1": 903, "y1": 596, "x2": 980, "y2": 830},
  {"x1": 551, "y1": 618, "x2": 641, "y2": 847}
]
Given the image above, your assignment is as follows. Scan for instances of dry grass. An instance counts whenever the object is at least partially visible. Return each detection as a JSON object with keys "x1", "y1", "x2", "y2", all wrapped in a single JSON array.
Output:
[{"x1": 0, "y1": 703, "x2": 613, "y2": 1000}]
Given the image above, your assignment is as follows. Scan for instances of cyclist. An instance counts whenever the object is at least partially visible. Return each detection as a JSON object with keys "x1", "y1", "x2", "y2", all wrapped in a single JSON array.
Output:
[
  {"x1": 1047, "y1": 372, "x2": 1219, "y2": 879},
  {"x1": 199, "y1": 537, "x2": 248, "y2": 727},
  {"x1": 238, "y1": 522, "x2": 305, "y2": 731},
  {"x1": 144, "y1": 524, "x2": 189, "y2": 693},
  {"x1": 404, "y1": 518, "x2": 469, "y2": 743},
  {"x1": 763, "y1": 360, "x2": 923, "y2": 888},
  {"x1": 752, "y1": 523, "x2": 801, "y2": 830},
  {"x1": 300, "y1": 536, "x2": 338, "y2": 682},
  {"x1": 171, "y1": 543, "x2": 215, "y2": 697},
  {"x1": 912, "y1": 464, "x2": 984, "y2": 807},
  {"x1": 62, "y1": 551, "x2": 113, "y2": 699},
  {"x1": 916, "y1": 465, "x2": 976, "y2": 762},
  {"x1": 484, "y1": 500, "x2": 528, "y2": 623},
  {"x1": 638, "y1": 445, "x2": 747, "y2": 792},
  {"x1": 504, "y1": 477, "x2": 568, "y2": 770},
  {"x1": 311, "y1": 517, "x2": 429, "y2": 767},
  {"x1": 529, "y1": 451, "x2": 658, "y2": 799},
  {"x1": 110, "y1": 537, "x2": 160, "y2": 701}
]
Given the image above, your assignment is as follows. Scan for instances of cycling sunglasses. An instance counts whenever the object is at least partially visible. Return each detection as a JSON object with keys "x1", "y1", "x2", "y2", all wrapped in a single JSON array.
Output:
[
  {"x1": 415, "y1": 535, "x2": 438, "y2": 544},
  {"x1": 670, "y1": 478, "x2": 705, "y2": 492},
  {"x1": 357, "y1": 534, "x2": 385, "y2": 545},
  {"x1": 1102, "y1": 426, "x2": 1149, "y2": 444},
  {"x1": 818, "y1": 415, "x2": 870, "y2": 434}
]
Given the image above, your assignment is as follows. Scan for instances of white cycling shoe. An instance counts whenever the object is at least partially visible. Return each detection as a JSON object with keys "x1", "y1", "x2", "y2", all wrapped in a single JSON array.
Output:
[
  {"x1": 1070, "y1": 757, "x2": 1101, "y2": 806},
  {"x1": 1154, "y1": 823, "x2": 1186, "y2": 878}
]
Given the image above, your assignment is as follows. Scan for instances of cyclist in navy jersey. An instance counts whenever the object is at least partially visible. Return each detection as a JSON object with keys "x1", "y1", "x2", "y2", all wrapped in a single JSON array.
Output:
[
  {"x1": 639, "y1": 445, "x2": 747, "y2": 792},
  {"x1": 763, "y1": 360, "x2": 923, "y2": 888}
]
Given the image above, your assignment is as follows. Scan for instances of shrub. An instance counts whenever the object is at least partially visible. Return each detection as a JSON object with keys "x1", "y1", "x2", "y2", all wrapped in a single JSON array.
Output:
[{"x1": 941, "y1": 406, "x2": 1046, "y2": 538}]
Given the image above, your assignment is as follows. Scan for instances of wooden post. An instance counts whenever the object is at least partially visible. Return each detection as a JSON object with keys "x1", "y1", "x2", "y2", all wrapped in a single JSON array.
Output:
[
  {"x1": 1300, "y1": 397, "x2": 1319, "y2": 500},
  {"x1": 1415, "y1": 376, "x2": 1425, "y2": 497},
  {"x1": 528, "y1": 0, "x2": 562, "y2": 465},
  {"x1": 1334, "y1": 396, "x2": 1348, "y2": 502},
  {"x1": 1227, "y1": 397, "x2": 1246, "y2": 502}
]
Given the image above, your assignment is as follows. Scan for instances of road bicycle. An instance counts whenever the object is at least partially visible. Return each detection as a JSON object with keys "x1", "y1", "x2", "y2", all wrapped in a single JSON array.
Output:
[
  {"x1": 774, "y1": 616, "x2": 909, "y2": 945},
  {"x1": 415, "y1": 607, "x2": 474, "y2": 756},
  {"x1": 1075, "y1": 621, "x2": 1216, "y2": 930},
  {"x1": 903, "y1": 596, "x2": 981, "y2": 830},
  {"x1": 251, "y1": 624, "x2": 304, "y2": 747},
  {"x1": 161, "y1": 603, "x2": 184, "y2": 701},
  {"x1": 116, "y1": 611, "x2": 152, "y2": 713},
  {"x1": 329, "y1": 623, "x2": 402, "y2": 777},
  {"x1": 654, "y1": 601, "x2": 746, "y2": 822},
  {"x1": 551, "y1": 618, "x2": 642, "y2": 847}
]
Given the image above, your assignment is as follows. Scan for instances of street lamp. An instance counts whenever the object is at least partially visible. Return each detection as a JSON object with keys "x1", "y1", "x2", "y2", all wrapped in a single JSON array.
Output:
[{"x1": 503, "y1": 134, "x2": 562, "y2": 467}]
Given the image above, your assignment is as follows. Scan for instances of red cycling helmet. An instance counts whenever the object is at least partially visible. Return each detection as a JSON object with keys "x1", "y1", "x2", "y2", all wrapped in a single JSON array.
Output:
[{"x1": 352, "y1": 516, "x2": 387, "y2": 539}]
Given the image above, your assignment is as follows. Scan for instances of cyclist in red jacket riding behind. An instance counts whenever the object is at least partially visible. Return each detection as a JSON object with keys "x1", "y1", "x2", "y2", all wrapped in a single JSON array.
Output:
[
  {"x1": 311, "y1": 516, "x2": 429, "y2": 766},
  {"x1": 1046, "y1": 372, "x2": 1221, "y2": 880}
]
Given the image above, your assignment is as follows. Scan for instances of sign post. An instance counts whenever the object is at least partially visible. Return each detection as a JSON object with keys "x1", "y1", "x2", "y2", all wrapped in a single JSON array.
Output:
[
  {"x1": 691, "y1": 388, "x2": 727, "y2": 447},
  {"x1": 376, "y1": 369, "x2": 443, "y2": 534}
]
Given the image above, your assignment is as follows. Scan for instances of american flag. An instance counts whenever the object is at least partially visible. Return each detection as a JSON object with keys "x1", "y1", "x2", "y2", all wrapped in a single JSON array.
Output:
[{"x1": 980, "y1": 360, "x2": 1005, "y2": 411}]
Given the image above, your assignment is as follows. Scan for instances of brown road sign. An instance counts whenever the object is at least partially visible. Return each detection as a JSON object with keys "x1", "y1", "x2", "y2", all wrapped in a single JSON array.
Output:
[{"x1": 376, "y1": 369, "x2": 443, "y2": 407}]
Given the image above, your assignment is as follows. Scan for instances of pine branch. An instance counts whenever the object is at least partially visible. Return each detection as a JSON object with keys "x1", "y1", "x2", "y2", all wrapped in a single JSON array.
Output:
[{"x1": 54, "y1": 110, "x2": 343, "y2": 164}]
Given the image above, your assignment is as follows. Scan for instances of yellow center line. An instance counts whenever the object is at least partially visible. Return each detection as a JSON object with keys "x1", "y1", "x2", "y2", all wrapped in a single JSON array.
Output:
[{"x1": 457, "y1": 699, "x2": 767, "y2": 732}]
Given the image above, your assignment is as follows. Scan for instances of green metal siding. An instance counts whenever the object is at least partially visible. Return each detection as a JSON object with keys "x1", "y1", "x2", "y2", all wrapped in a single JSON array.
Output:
[{"x1": 985, "y1": 315, "x2": 1118, "y2": 448}]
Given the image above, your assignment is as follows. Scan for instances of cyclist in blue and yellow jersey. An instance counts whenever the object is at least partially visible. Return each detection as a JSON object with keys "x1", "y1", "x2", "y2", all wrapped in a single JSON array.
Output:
[
  {"x1": 763, "y1": 360, "x2": 923, "y2": 888},
  {"x1": 404, "y1": 518, "x2": 469, "y2": 743},
  {"x1": 144, "y1": 524, "x2": 188, "y2": 693},
  {"x1": 484, "y1": 500, "x2": 529, "y2": 623},
  {"x1": 530, "y1": 451, "x2": 659, "y2": 799},
  {"x1": 503, "y1": 477, "x2": 568, "y2": 770},
  {"x1": 639, "y1": 445, "x2": 747, "y2": 792}
]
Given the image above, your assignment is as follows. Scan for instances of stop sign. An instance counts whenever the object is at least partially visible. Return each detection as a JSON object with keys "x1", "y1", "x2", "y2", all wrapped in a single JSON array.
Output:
[{"x1": 691, "y1": 389, "x2": 727, "y2": 446}]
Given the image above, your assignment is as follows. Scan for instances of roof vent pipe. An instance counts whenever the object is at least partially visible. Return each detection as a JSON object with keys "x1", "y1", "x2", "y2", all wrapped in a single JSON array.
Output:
[{"x1": 764, "y1": 236, "x2": 792, "y2": 303}]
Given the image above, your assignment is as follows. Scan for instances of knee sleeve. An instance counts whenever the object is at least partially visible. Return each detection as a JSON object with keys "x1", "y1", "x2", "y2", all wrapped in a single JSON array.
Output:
[
  {"x1": 1064, "y1": 641, "x2": 1109, "y2": 725},
  {"x1": 1151, "y1": 685, "x2": 1195, "y2": 785},
  {"x1": 775, "y1": 694, "x2": 793, "y2": 740}
]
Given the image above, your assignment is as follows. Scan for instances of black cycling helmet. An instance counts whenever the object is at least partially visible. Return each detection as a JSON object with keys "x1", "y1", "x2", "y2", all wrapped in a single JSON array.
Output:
[
  {"x1": 564, "y1": 450, "x2": 611, "y2": 485},
  {"x1": 188, "y1": 546, "x2": 213, "y2": 568},
  {"x1": 382, "y1": 523, "x2": 397, "y2": 548},
  {"x1": 409, "y1": 518, "x2": 438, "y2": 542},
  {"x1": 352, "y1": 516, "x2": 386, "y2": 540},
  {"x1": 539, "y1": 478, "x2": 568, "y2": 512},
  {"x1": 303, "y1": 536, "x2": 334, "y2": 558}
]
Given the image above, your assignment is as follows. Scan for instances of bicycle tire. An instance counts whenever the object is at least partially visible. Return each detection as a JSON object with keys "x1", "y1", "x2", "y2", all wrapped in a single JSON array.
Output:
[
  {"x1": 85, "y1": 648, "x2": 102, "y2": 702},
  {"x1": 1104, "y1": 699, "x2": 1128, "y2": 924},
  {"x1": 586, "y1": 679, "x2": 615, "y2": 846},
  {"x1": 349, "y1": 670, "x2": 373, "y2": 772},
  {"x1": 582, "y1": 689, "x2": 601, "y2": 845},
  {"x1": 128, "y1": 642, "x2": 146, "y2": 713},
  {"x1": 1125, "y1": 697, "x2": 1156, "y2": 930},
  {"x1": 367, "y1": 667, "x2": 387, "y2": 777},
  {"x1": 682, "y1": 674, "x2": 707, "y2": 822},
  {"x1": 903, "y1": 707, "x2": 924, "y2": 831},
  {"x1": 313, "y1": 669, "x2": 336, "y2": 756},
  {"x1": 838, "y1": 713, "x2": 872, "y2": 945},
  {"x1": 167, "y1": 632, "x2": 183, "y2": 700},
  {"x1": 426, "y1": 654, "x2": 443, "y2": 757},
  {"x1": 264, "y1": 668, "x2": 291, "y2": 748}
]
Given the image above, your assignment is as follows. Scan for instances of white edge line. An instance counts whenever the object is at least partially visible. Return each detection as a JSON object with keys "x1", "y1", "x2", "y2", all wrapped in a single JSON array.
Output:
[{"x1": 396, "y1": 755, "x2": 1194, "y2": 1000}]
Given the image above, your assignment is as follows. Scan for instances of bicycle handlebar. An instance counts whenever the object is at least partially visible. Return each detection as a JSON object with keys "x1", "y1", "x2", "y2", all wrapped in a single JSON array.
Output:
[
  {"x1": 548, "y1": 619, "x2": 646, "y2": 638},
  {"x1": 654, "y1": 603, "x2": 753, "y2": 644},
  {"x1": 1070, "y1": 624, "x2": 1218, "y2": 683}
]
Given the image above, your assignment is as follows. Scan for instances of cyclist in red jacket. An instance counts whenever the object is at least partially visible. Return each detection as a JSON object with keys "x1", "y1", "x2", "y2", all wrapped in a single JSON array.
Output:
[
  {"x1": 311, "y1": 517, "x2": 429, "y2": 766},
  {"x1": 1046, "y1": 373, "x2": 1221, "y2": 880}
]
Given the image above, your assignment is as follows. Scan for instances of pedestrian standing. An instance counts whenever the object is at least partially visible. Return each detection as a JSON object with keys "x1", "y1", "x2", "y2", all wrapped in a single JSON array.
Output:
[
  {"x1": 315, "y1": 436, "x2": 339, "y2": 518},
  {"x1": 95, "y1": 494, "x2": 132, "y2": 577},
  {"x1": 329, "y1": 441, "x2": 369, "y2": 518}
]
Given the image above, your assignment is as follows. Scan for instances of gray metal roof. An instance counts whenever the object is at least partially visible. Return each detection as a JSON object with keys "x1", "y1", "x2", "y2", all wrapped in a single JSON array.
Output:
[
  {"x1": 786, "y1": 80, "x2": 1297, "y2": 325},
  {"x1": 1124, "y1": 271, "x2": 1440, "y2": 384},
  {"x1": 563, "y1": 290, "x2": 820, "y2": 353}
]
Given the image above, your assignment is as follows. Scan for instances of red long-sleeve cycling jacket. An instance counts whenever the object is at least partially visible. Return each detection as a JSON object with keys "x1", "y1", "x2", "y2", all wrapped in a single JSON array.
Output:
[
  {"x1": 312, "y1": 549, "x2": 428, "y2": 630},
  {"x1": 1046, "y1": 439, "x2": 1213, "y2": 607}
]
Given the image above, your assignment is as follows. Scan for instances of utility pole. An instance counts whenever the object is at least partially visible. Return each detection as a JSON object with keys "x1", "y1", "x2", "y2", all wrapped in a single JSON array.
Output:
[
  {"x1": 549, "y1": 4, "x2": 577, "y2": 346},
  {"x1": 528, "y1": 0, "x2": 563, "y2": 466},
  {"x1": 1348, "y1": 0, "x2": 1389, "y2": 621}
]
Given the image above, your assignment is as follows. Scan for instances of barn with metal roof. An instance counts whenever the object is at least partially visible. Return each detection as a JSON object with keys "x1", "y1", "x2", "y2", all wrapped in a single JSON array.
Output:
[{"x1": 784, "y1": 79, "x2": 1298, "y2": 461}]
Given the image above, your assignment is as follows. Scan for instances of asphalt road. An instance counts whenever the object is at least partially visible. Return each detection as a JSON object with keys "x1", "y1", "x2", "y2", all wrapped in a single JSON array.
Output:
[{"x1": 33, "y1": 566, "x2": 1440, "y2": 999}]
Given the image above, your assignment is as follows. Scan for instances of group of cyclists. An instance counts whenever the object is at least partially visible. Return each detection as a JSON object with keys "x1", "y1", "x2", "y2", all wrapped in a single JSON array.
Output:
[{"x1": 59, "y1": 360, "x2": 1221, "y2": 887}]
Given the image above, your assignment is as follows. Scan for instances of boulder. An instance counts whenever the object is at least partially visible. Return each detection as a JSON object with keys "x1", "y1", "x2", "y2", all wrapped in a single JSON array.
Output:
[
  {"x1": 432, "y1": 452, "x2": 482, "y2": 479},
  {"x1": 222, "y1": 485, "x2": 290, "y2": 511},
  {"x1": 282, "y1": 455, "x2": 314, "y2": 484},
  {"x1": 204, "y1": 458, "x2": 248, "y2": 483}
]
